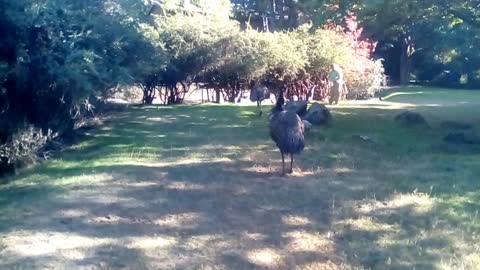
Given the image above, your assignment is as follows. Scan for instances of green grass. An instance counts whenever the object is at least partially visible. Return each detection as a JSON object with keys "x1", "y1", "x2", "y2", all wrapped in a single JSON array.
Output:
[{"x1": 1, "y1": 87, "x2": 480, "y2": 269}]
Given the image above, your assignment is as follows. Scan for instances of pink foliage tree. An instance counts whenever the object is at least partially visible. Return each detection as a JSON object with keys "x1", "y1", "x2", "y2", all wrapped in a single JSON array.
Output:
[{"x1": 323, "y1": 12, "x2": 384, "y2": 99}]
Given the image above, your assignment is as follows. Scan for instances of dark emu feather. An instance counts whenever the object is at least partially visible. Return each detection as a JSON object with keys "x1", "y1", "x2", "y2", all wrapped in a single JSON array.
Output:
[{"x1": 269, "y1": 87, "x2": 305, "y2": 175}]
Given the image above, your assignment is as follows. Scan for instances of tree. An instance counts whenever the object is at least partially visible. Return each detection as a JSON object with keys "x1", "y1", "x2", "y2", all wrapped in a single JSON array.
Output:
[
  {"x1": 232, "y1": 0, "x2": 310, "y2": 31},
  {"x1": 153, "y1": 14, "x2": 233, "y2": 104},
  {"x1": 358, "y1": 0, "x2": 480, "y2": 87}
]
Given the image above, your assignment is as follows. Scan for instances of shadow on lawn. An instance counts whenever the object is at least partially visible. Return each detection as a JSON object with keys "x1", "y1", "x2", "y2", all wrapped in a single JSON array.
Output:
[
  {"x1": 1, "y1": 104, "x2": 478, "y2": 269},
  {"x1": 0, "y1": 159, "x2": 463, "y2": 269}
]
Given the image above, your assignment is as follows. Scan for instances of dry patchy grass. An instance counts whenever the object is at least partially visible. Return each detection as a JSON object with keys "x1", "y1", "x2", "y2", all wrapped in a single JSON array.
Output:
[{"x1": 1, "y1": 87, "x2": 480, "y2": 269}]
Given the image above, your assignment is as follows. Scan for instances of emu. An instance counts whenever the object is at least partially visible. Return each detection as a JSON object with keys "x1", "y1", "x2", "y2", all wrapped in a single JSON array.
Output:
[
  {"x1": 250, "y1": 83, "x2": 270, "y2": 116},
  {"x1": 269, "y1": 87, "x2": 305, "y2": 175}
]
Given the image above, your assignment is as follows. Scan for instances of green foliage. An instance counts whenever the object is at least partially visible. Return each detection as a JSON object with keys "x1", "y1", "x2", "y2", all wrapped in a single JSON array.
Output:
[
  {"x1": 355, "y1": 0, "x2": 480, "y2": 87},
  {"x1": 200, "y1": 27, "x2": 268, "y2": 101},
  {"x1": 236, "y1": 1, "x2": 480, "y2": 88},
  {"x1": 0, "y1": 0, "x2": 157, "y2": 173},
  {"x1": 307, "y1": 29, "x2": 353, "y2": 71},
  {"x1": 263, "y1": 29, "x2": 309, "y2": 80},
  {"x1": 152, "y1": 14, "x2": 234, "y2": 103},
  {"x1": 161, "y1": 0, "x2": 231, "y2": 17}
]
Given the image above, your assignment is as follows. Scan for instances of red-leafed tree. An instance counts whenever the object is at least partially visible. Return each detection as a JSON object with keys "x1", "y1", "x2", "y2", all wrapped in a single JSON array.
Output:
[{"x1": 322, "y1": 12, "x2": 384, "y2": 99}]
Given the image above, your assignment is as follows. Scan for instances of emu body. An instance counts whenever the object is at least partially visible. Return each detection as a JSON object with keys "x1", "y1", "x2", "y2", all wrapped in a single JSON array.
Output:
[
  {"x1": 250, "y1": 85, "x2": 269, "y2": 116},
  {"x1": 269, "y1": 89, "x2": 305, "y2": 175}
]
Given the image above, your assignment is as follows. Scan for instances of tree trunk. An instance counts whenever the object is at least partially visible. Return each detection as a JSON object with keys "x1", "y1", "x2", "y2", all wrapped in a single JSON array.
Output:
[
  {"x1": 215, "y1": 88, "x2": 221, "y2": 103},
  {"x1": 285, "y1": 0, "x2": 298, "y2": 29},
  {"x1": 142, "y1": 85, "x2": 156, "y2": 105},
  {"x1": 278, "y1": 0, "x2": 286, "y2": 28},
  {"x1": 268, "y1": 0, "x2": 277, "y2": 31},
  {"x1": 399, "y1": 36, "x2": 413, "y2": 86}
]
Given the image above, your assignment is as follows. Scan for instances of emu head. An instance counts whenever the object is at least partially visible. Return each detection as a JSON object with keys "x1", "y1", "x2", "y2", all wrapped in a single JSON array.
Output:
[{"x1": 271, "y1": 86, "x2": 285, "y2": 115}]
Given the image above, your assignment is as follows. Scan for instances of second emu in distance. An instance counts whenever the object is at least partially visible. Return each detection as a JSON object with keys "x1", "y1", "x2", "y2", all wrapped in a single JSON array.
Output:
[{"x1": 269, "y1": 87, "x2": 305, "y2": 175}]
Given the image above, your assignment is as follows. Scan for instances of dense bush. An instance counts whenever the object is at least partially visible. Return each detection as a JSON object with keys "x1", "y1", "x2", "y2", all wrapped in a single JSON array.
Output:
[
  {"x1": 0, "y1": 0, "x2": 155, "y2": 174},
  {"x1": 0, "y1": 126, "x2": 53, "y2": 175}
]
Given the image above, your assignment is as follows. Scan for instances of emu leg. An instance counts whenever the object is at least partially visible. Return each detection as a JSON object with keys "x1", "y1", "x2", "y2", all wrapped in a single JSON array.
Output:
[
  {"x1": 289, "y1": 154, "x2": 294, "y2": 174},
  {"x1": 281, "y1": 152, "x2": 285, "y2": 175},
  {"x1": 258, "y1": 100, "x2": 263, "y2": 116}
]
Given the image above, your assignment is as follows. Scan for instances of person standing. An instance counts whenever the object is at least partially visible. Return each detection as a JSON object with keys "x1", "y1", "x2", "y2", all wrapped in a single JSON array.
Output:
[{"x1": 327, "y1": 64, "x2": 345, "y2": 105}]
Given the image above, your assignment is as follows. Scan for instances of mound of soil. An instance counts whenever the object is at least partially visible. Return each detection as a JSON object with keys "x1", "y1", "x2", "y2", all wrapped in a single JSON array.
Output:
[
  {"x1": 395, "y1": 111, "x2": 429, "y2": 128},
  {"x1": 443, "y1": 131, "x2": 480, "y2": 145},
  {"x1": 440, "y1": 121, "x2": 473, "y2": 130}
]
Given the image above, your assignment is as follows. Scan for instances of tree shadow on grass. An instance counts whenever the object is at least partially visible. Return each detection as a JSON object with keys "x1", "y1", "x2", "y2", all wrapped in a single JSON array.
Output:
[{"x1": 1, "y1": 158, "x2": 470, "y2": 269}]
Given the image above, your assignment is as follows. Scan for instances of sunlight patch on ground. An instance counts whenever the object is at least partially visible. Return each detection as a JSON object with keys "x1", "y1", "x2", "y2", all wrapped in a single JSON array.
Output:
[
  {"x1": 242, "y1": 232, "x2": 267, "y2": 241},
  {"x1": 389, "y1": 193, "x2": 435, "y2": 214},
  {"x1": 282, "y1": 215, "x2": 313, "y2": 226},
  {"x1": 154, "y1": 212, "x2": 205, "y2": 229},
  {"x1": 355, "y1": 192, "x2": 435, "y2": 215},
  {"x1": 456, "y1": 253, "x2": 480, "y2": 270},
  {"x1": 50, "y1": 173, "x2": 114, "y2": 187},
  {"x1": 56, "y1": 209, "x2": 90, "y2": 218},
  {"x1": 88, "y1": 215, "x2": 130, "y2": 224},
  {"x1": 295, "y1": 261, "x2": 349, "y2": 270},
  {"x1": 125, "y1": 181, "x2": 159, "y2": 187},
  {"x1": 382, "y1": 91, "x2": 425, "y2": 100},
  {"x1": 229, "y1": 184, "x2": 250, "y2": 196},
  {"x1": 146, "y1": 117, "x2": 176, "y2": 123},
  {"x1": 335, "y1": 99, "x2": 417, "y2": 109},
  {"x1": 2, "y1": 231, "x2": 114, "y2": 258},
  {"x1": 127, "y1": 235, "x2": 177, "y2": 249},
  {"x1": 284, "y1": 230, "x2": 334, "y2": 252},
  {"x1": 289, "y1": 170, "x2": 317, "y2": 177},
  {"x1": 212, "y1": 124, "x2": 248, "y2": 129},
  {"x1": 80, "y1": 157, "x2": 234, "y2": 169},
  {"x1": 80, "y1": 193, "x2": 145, "y2": 207},
  {"x1": 246, "y1": 248, "x2": 283, "y2": 267},
  {"x1": 70, "y1": 140, "x2": 98, "y2": 150},
  {"x1": 165, "y1": 181, "x2": 205, "y2": 191},
  {"x1": 340, "y1": 217, "x2": 399, "y2": 233},
  {"x1": 184, "y1": 234, "x2": 222, "y2": 250},
  {"x1": 334, "y1": 167, "x2": 354, "y2": 174},
  {"x1": 244, "y1": 164, "x2": 273, "y2": 174},
  {"x1": 7, "y1": 172, "x2": 115, "y2": 191}
]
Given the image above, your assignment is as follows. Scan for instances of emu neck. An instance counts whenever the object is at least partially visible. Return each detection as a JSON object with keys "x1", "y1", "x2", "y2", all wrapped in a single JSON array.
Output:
[{"x1": 273, "y1": 89, "x2": 285, "y2": 113}]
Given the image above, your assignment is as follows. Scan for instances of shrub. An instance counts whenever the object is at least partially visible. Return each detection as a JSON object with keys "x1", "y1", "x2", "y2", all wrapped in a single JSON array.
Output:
[
  {"x1": 343, "y1": 58, "x2": 385, "y2": 99},
  {"x1": 0, "y1": 0, "x2": 154, "y2": 174},
  {"x1": 0, "y1": 126, "x2": 54, "y2": 173}
]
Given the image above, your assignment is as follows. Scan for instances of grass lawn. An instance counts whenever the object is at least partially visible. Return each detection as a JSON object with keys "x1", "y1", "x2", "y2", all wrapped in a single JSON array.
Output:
[{"x1": 1, "y1": 86, "x2": 480, "y2": 269}]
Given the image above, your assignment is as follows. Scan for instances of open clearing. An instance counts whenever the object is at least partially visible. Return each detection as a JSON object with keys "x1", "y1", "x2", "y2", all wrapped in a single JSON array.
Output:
[{"x1": 1, "y1": 87, "x2": 480, "y2": 269}]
